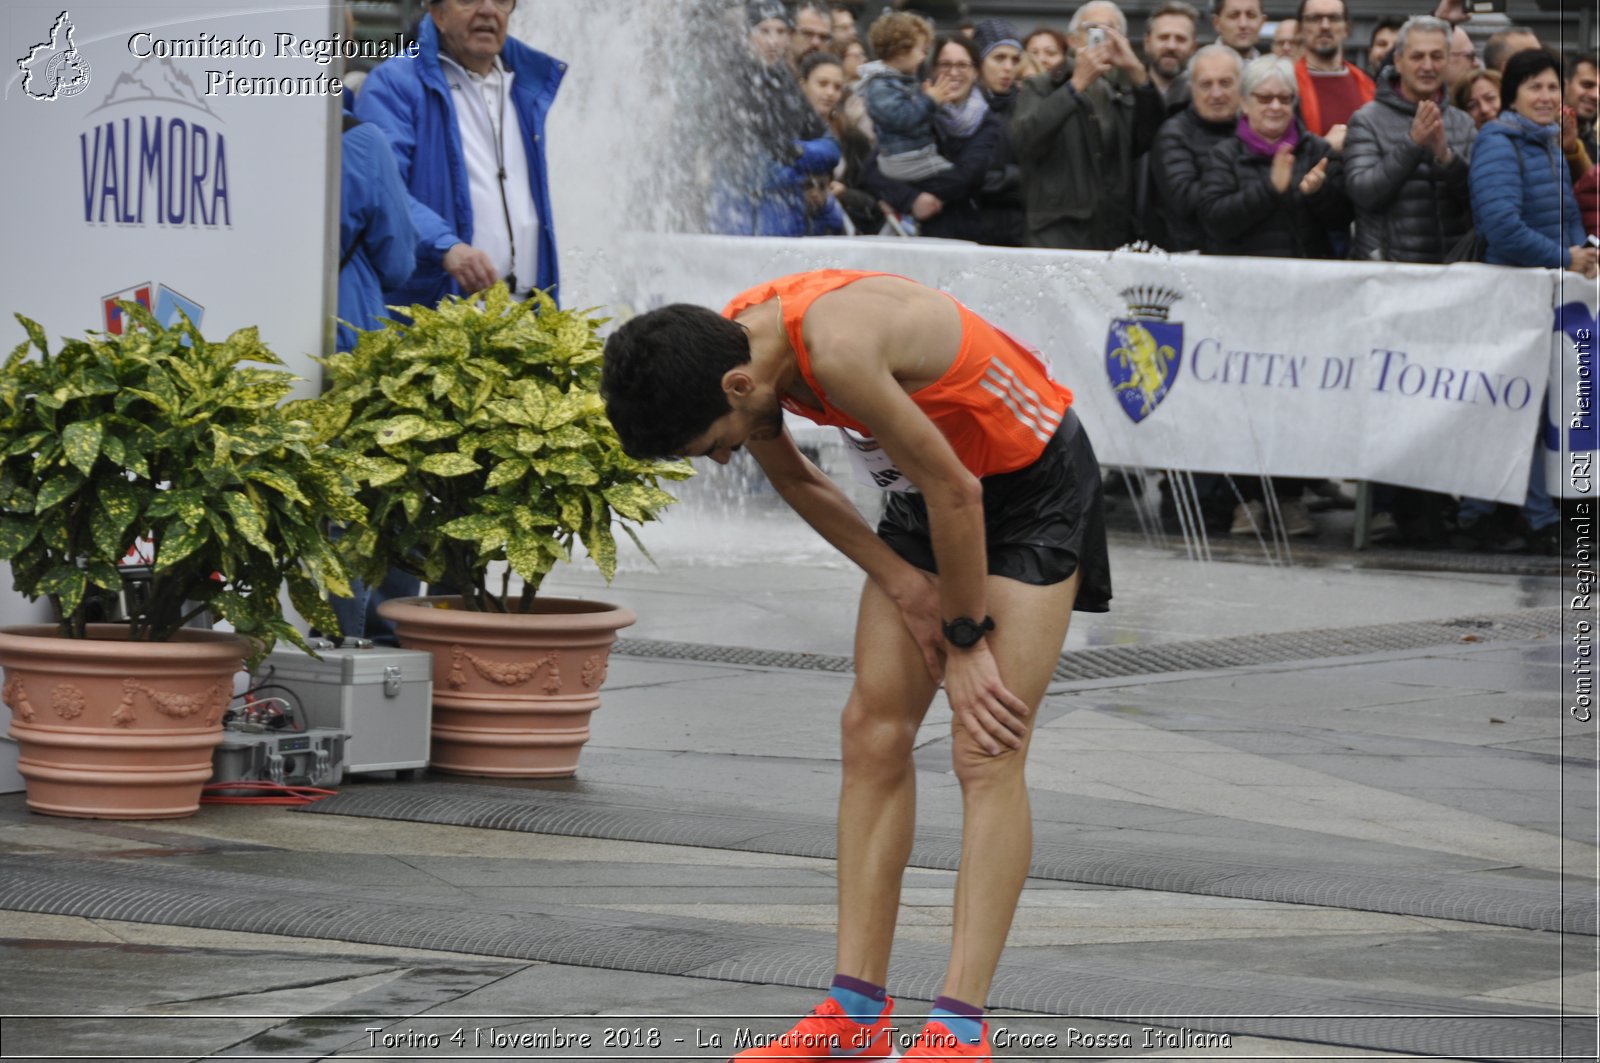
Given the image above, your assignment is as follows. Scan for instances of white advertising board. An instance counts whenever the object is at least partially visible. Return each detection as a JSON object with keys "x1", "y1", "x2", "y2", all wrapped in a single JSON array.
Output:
[
  {"x1": 2, "y1": 0, "x2": 345, "y2": 392},
  {"x1": 1, "y1": 1, "x2": 349, "y2": 634}
]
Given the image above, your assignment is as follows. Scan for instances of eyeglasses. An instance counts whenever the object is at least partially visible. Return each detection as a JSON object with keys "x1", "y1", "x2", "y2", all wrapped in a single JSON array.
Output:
[
  {"x1": 445, "y1": 0, "x2": 515, "y2": 11},
  {"x1": 1250, "y1": 91, "x2": 1294, "y2": 105},
  {"x1": 1303, "y1": 14, "x2": 1345, "y2": 25},
  {"x1": 934, "y1": 60, "x2": 975, "y2": 71}
]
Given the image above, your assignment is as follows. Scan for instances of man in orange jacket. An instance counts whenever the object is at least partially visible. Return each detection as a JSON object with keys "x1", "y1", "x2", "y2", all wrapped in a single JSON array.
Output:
[{"x1": 1294, "y1": 0, "x2": 1374, "y2": 136}]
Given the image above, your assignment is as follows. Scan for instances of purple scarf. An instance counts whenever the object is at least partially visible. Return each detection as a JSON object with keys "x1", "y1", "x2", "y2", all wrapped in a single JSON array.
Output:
[{"x1": 1237, "y1": 116, "x2": 1300, "y2": 157}]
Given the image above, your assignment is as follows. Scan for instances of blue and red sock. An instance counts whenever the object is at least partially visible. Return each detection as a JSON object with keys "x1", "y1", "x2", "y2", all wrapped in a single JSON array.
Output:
[
  {"x1": 827, "y1": 974, "x2": 888, "y2": 1023},
  {"x1": 928, "y1": 995, "x2": 984, "y2": 1045}
]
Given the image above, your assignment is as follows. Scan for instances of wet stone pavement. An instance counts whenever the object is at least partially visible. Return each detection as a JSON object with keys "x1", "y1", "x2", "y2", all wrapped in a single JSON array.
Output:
[{"x1": 0, "y1": 528, "x2": 1595, "y2": 1062}]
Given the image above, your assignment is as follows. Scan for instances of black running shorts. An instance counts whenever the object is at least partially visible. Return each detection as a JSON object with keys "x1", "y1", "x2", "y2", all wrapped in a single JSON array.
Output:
[{"x1": 876, "y1": 409, "x2": 1113, "y2": 612}]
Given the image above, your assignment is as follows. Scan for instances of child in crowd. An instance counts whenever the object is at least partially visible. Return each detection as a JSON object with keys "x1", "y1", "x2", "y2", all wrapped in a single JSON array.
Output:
[{"x1": 857, "y1": 12, "x2": 954, "y2": 181}]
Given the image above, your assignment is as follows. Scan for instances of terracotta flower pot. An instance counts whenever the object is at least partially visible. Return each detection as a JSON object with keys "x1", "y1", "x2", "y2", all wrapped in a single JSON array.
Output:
[
  {"x1": 377, "y1": 596, "x2": 636, "y2": 778},
  {"x1": 0, "y1": 625, "x2": 248, "y2": 819}
]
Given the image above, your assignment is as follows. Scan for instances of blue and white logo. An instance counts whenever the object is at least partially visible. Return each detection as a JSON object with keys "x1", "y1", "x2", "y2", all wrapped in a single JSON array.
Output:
[{"x1": 1106, "y1": 286, "x2": 1183, "y2": 424}]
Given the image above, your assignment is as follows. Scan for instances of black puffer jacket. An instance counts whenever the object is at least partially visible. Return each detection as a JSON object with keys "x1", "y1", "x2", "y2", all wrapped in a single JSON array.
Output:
[
  {"x1": 1149, "y1": 106, "x2": 1238, "y2": 252},
  {"x1": 1010, "y1": 66, "x2": 1166, "y2": 249},
  {"x1": 1342, "y1": 69, "x2": 1475, "y2": 262},
  {"x1": 1198, "y1": 125, "x2": 1351, "y2": 257},
  {"x1": 968, "y1": 85, "x2": 1026, "y2": 246}
]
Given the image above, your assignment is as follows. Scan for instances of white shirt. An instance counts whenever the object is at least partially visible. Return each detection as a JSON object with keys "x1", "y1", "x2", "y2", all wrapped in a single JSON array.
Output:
[{"x1": 439, "y1": 53, "x2": 540, "y2": 297}]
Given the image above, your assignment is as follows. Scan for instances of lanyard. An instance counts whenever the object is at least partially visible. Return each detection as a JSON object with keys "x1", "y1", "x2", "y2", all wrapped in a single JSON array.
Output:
[{"x1": 482, "y1": 65, "x2": 519, "y2": 293}]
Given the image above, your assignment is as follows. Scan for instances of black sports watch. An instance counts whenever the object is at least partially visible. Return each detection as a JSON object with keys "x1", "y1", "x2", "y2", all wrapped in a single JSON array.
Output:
[{"x1": 942, "y1": 615, "x2": 995, "y2": 649}]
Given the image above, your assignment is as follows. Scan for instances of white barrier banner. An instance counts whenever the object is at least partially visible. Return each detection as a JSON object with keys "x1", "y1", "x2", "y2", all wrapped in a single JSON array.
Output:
[
  {"x1": 606, "y1": 235, "x2": 1554, "y2": 505},
  {"x1": 1544, "y1": 274, "x2": 1599, "y2": 501}
]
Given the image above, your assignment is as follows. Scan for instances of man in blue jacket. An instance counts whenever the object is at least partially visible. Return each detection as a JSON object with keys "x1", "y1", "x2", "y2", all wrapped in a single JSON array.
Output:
[
  {"x1": 337, "y1": 95, "x2": 416, "y2": 352},
  {"x1": 356, "y1": 0, "x2": 565, "y2": 307},
  {"x1": 330, "y1": 96, "x2": 419, "y2": 644}
]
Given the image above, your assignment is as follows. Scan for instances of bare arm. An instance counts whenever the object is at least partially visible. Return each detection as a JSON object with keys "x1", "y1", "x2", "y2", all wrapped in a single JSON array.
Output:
[
  {"x1": 808, "y1": 323, "x2": 1030, "y2": 754},
  {"x1": 747, "y1": 430, "x2": 943, "y2": 679}
]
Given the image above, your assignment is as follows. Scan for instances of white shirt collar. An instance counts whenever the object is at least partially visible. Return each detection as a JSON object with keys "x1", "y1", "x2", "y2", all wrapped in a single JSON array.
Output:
[{"x1": 438, "y1": 51, "x2": 506, "y2": 84}]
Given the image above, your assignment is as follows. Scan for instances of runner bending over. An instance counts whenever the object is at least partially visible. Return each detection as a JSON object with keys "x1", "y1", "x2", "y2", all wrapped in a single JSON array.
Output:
[{"x1": 601, "y1": 270, "x2": 1111, "y2": 1062}]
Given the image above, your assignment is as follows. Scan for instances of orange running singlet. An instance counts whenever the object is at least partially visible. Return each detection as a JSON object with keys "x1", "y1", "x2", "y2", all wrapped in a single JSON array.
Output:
[{"x1": 721, "y1": 270, "x2": 1074, "y2": 480}]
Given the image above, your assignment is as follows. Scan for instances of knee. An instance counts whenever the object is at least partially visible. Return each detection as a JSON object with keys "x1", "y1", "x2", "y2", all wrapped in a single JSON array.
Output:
[
  {"x1": 840, "y1": 693, "x2": 918, "y2": 773},
  {"x1": 950, "y1": 732, "x2": 1029, "y2": 792}
]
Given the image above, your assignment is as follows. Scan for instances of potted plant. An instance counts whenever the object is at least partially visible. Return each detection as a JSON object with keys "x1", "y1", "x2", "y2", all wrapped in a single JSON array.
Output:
[
  {"x1": 320, "y1": 285, "x2": 691, "y2": 778},
  {"x1": 0, "y1": 306, "x2": 360, "y2": 818}
]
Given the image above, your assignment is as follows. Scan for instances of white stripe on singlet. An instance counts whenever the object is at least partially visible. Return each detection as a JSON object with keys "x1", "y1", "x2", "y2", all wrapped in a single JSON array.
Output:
[{"x1": 980, "y1": 365, "x2": 1059, "y2": 444}]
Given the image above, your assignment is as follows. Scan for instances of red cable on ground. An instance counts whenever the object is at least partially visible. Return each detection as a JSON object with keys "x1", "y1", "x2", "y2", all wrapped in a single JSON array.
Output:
[{"x1": 201, "y1": 781, "x2": 338, "y2": 806}]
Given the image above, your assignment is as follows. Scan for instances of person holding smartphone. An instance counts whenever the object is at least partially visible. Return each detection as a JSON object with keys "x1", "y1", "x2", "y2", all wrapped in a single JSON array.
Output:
[{"x1": 1010, "y1": 1, "x2": 1165, "y2": 249}]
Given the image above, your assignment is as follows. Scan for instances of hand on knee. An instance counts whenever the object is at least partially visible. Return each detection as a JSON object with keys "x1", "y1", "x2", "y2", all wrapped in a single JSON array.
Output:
[{"x1": 950, "y1": 733, "x2": 1028, "y2": 788}]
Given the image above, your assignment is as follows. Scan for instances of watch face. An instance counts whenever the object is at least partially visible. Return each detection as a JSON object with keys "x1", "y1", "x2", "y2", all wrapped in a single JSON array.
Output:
[
  {"x1": 946, "y1": 618, "x2": 982, "y2": 647},
  {"x1": 943, "y1": 616, "x2": 994, "y2": 647}
]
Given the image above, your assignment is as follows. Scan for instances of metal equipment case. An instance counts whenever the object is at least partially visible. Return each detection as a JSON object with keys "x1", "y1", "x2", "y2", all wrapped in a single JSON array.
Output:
[
  {"x1": 261, "y1": 646, "x2": 433, "y2": 774},
  {"x1": 213, "y1": 729, "x2": 348, "y2": 787}
]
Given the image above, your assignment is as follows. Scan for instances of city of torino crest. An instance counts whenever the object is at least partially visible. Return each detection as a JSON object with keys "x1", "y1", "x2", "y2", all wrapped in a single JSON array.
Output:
[{"x1": 1106, "y1": 286, "x2": 1183, "y2": 423}]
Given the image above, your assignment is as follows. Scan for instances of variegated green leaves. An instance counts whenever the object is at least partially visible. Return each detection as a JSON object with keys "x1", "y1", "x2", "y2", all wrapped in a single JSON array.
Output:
[
  {"x1": 0, "y1": 306, "x2": 357, "y2": 661},
  {"x1": 319, "y1": 284, "x2": 693, "y2": 611}
]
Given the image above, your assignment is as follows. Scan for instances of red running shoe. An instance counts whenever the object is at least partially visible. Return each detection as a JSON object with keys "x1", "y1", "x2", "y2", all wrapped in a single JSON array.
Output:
[
  {"x1": 898, "y1": 1019, "x2": 990, "y2": 1061},
  {"x1": 728, "y1": 995, "x2": 898, "y2": 1060}
]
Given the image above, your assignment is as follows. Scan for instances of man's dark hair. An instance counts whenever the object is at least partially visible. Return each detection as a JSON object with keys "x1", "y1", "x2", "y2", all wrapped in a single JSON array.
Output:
[
  {"x1": 1211, "y1": 0, "x2": 1259, "y2": 17},
  {"x1": 791, "y1": 1, "x2": 833, "y2": 24},
  {"x1": 1368, "y1": 15, "x2": 1401, "y2": 47},
  {"x1": 1294, "y1": 0, "x2": 1347, "y2": 23},
  {"x1": 1484, "y1": 26, "x2": 1540, "y2": 74},
  {"x1": 1566, "y1": 50, "x2": 1599, "y2": 81},
  {"x1": 1147, "y1": 1, "x2": 1200, "y2": 36},
  {"x1": 600, "y1": 305, "x2": 752, "y2": 458},
  {"x1": 1500, "y1": 45, "x2": 1559, "y2": 111}
]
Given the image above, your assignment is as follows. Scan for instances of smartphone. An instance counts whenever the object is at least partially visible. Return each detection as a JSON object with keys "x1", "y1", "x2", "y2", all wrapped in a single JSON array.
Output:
[
  {"x1": 1469, "y1": 0, "x2": 1505, "y2": 13},
  {"x1": 1087, "y1": 27, "x2": 1106, "y2": 48}
]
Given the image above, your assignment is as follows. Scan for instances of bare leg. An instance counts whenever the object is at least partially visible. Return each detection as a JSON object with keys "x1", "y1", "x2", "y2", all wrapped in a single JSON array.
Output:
[
  {"x1": 941, "y1": 571, "x2": 1079, "y2": 1005},
  {"x1": 835, "y1": 577, "x2": 941, "y2": 986}
]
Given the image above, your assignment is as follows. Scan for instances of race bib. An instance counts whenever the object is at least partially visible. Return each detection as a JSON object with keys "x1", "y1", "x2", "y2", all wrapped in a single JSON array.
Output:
[{"x1": 840, "y1": 428, "x2": 918, "y2": 493}]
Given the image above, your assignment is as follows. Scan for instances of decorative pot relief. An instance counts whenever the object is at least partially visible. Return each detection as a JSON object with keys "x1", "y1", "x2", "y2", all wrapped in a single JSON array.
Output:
[
  {"x1": 113, "y1": 677, "x2": 232, "y2": 727},
  {"x1": 3, "y1": 674, "x2": 36, "y2": 722},
  {"x1": 448, "y1": 646, "x2": 562, "y2": 694},
  {"x1": 580, "y1": 654, "x2": 607, "y2": 690},
  {"x1": 51, "y1": 684, "x2": 86, "y2": 721}
]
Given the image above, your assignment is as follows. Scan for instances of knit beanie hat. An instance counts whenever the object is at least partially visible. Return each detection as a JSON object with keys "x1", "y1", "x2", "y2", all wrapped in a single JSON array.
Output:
[
  {"x1": 746, "y1": 0, "x2": 792, "y2": 29},
  {"x1": 970, "y1": 18, "x2": 1022, "y2": 61}
]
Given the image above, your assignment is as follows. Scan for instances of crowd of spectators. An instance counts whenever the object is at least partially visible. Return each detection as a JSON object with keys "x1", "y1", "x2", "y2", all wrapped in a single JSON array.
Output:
[{"x1": 703, "y1": 0, "x2": 1600, "y2": 554}]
